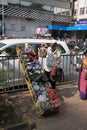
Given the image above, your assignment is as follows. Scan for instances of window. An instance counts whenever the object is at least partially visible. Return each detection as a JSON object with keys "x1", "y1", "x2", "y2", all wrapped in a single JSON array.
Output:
[
  {"x1": 3, "y1": 43, "x2": 35, "y2": 56},
  {"x1": 54, "y1": 7, "x2": 71, "y2": 16},
  {"x1": 74, "y1": 9, "x2": 77, "y2": 16},
  {"x1": 3, "y1": 45, "x2": 16, "y2": 56},
  {"x1": 80, "y1": 7, "x2": 85, "y2": 15},
  {"x1": 86, "y1": 7, "x2": 87, "y2": 14},
  {"x1": 56, "y1": 44, "x2": 66, "y2": 54},
  {"x1": 17, "y1": 43, "x2": 36, "y2": 54},
  {"x1": 55, "y1": 7, "x2": 62, "y2": 15},
  {"x1": 0, "y1": 43, "x2": 6, "y2": 48}
]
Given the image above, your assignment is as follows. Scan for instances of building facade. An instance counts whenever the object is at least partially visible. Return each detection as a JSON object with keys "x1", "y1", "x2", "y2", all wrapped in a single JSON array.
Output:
[
  {"x1": 74, "y1": 0, "x2": 87, "y2": 20},
  {"x1": 0, "y1": 0, "x2": 73, "y2": 38},
  {"x1": 73, "y1": 0, "x2": 87, "y2": 40}
]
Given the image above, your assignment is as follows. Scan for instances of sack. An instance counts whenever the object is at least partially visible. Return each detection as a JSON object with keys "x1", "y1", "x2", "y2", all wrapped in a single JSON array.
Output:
[
  {"x1": 84, "y1": 71, "x2": 87, "y2": 80},
  {"x1": 39, "y1": 47, "x2": 47, "y2": 58},
  {"x1": 50, "y1": 98, "x2": 62, "y2": 107},
  {"x1": 46, "y1": 87, "x2": 58, "y2": 100}
]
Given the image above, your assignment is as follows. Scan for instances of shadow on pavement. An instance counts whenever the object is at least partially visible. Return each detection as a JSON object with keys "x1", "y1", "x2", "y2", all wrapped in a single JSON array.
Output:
[{"x1": 56, "y1": 83, "x2": 78, "y2": 102}]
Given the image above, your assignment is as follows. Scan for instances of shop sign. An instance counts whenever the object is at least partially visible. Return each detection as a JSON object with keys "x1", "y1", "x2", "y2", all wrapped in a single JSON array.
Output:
[
  {"x1": 36, "y1": 27, "x2": 50, "y2": 36},
  {"x1": 75, "y1": 20, "x2": 87, "y2": 26}
]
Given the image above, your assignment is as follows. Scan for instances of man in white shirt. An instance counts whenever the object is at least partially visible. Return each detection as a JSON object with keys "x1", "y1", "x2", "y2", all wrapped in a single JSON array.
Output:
[{"x1": 44, "y1": 42, "x2": 61, "y2": 89}]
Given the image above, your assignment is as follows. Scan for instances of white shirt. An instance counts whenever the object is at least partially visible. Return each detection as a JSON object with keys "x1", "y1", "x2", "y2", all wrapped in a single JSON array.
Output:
[{"x1": 44, "y1": 47, "x2": 61, "y2": 72}]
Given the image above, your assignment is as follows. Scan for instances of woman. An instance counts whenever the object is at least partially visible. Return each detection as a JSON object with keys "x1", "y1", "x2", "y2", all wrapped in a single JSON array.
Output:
[
  {"x1": 44, "y1": 41, "x2": 61, "y2": 89},
  {"x1": 79, "y1": 49, "x2": 87, "y2": 99}
]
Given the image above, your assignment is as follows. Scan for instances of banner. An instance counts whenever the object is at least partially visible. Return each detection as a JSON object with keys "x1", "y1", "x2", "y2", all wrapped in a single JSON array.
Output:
[
  {"x1": 36, "y1": 28, "x2": 50, "y2": 36},
  {"x1": 75, "y1": 20, "x2": 87, "y2": 26}
]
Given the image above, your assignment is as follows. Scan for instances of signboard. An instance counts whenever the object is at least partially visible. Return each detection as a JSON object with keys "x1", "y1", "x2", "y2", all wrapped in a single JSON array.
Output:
[
  {"x1": 75, "y1": 20, "x2": 87, "y2": 26},
  {"x1": 36, "y1": 27, "x2": 50, "y2": 36}
]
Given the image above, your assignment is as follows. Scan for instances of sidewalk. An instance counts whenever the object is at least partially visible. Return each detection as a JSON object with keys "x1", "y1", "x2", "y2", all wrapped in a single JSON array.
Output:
[
  {"x1": 35, "y1": 83, "x2": 87, "y2": 130},
  {"x1": 1, "y1": 83, "x2": 87, "y2": 130},
  {"x1": 29, "y1": 83, "x2": 87, "y2": 130}
]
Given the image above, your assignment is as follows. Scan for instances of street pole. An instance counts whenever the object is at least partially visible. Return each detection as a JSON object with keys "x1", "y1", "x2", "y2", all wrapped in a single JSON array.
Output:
[{"x1": 2, "y1": 0, "x2": 5, "y2": 38}]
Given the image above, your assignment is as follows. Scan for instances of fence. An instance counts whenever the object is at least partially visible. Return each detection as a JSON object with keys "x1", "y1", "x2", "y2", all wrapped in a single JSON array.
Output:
[{"x1": 0, "y1": 54, "x2": 80, "y2": 93}]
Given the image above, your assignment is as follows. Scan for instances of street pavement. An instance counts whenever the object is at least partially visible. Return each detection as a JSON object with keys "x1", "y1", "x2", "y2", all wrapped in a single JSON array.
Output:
[
  {"x1": 31, "y1": 83, "x2": 87, "y2": 130},
  {"x1": 8, "y1": 83, "x2": 87, "y2": 130}
]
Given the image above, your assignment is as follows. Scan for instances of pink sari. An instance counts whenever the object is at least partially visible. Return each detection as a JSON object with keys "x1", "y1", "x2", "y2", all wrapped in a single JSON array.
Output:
[{"x1": 79, "y1": 57, "x2": 87, "y2": 99}]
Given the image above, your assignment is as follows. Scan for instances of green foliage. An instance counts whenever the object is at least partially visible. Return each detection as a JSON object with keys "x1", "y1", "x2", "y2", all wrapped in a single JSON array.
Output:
[{"x1": 0, "y1": 69, "x2": 8, "y2": 88}]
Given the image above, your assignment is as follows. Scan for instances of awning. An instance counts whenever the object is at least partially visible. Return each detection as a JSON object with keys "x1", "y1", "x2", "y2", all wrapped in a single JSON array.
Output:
[
  {"x1": 47, "y1": 25, "x2": 87, "y2": 31},
  {"x1": 67, "y1": 26, "x2": 87, "y2": 31}
]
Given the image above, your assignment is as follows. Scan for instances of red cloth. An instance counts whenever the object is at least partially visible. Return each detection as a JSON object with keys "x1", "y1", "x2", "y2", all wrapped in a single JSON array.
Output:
[
  {"x1": 50, "y1": 98, "x2": 62, "y2": 107},
  {"x1": 46, "y1": 87, "x2": 58, "y2": 100}
]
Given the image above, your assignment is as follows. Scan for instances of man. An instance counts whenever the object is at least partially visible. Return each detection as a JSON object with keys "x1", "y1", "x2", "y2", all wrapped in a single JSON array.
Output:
[{"x1": 44, "y1": 41, "x2": 61, "y2": 89}]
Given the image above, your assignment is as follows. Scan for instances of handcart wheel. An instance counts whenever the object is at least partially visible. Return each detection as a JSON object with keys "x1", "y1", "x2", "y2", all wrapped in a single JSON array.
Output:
[{"x1": 35, "y1": 103, "x2": 44, "y2": 117}]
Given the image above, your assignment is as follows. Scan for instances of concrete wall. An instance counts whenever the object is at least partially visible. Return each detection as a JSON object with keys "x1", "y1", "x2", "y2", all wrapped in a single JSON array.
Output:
[{"x1": 5, "y1": 16, "x2": 51, "y2": 38}]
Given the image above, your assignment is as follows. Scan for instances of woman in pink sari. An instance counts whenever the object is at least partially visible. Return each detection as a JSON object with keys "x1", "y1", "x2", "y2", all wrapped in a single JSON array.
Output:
[{"x1": 79, "y1": 50, "x2": 87, "y2": 99}]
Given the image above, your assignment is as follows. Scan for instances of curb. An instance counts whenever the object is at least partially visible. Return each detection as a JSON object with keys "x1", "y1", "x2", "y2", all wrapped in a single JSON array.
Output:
[
  {"x1": 3, "y1": 121, "x2": 37, "y2": 130},
  {"x1": 5, "y1": 122, "x2": 28, "y2": 130}
]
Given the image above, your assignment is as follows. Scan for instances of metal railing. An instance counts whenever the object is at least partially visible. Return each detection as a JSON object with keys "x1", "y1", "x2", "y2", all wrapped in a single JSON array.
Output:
[{"x1": 0, "y1": 54, "x2": 80, "y2": 93}]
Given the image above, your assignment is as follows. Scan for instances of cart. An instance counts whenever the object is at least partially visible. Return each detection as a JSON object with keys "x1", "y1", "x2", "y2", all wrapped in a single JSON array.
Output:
[{"x1": 16, "y1": 45, "x2": 62, "y2": 117}]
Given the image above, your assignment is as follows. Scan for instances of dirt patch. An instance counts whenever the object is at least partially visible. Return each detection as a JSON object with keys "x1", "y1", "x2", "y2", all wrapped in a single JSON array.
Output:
[
  {"x1": 0, "y1": 91, "x2": 37, "y2": 130},
  {"x1": 0, "y1": 94, "x2": 23, "y2": 128}
]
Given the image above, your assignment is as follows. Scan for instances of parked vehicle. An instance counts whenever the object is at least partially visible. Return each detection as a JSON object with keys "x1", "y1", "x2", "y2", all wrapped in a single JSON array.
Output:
[
  {"x1": 67, "y1": 41, "x2": 84, "y2": 71},
  {"x1": 67, "y1": 42, "x2": 81, "y2": 55},
  {"x1": 72, "y1": 51, "x2": 83, "y2": 71},
  {"x1": 0, "y1": 38, "x2": 72, "y2": 88}
]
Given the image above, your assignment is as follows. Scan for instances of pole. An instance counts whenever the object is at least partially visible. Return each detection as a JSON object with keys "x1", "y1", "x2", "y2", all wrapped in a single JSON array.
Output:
[{"x1": 2, "y1": 0, "x2": 5, "y2": 38}]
